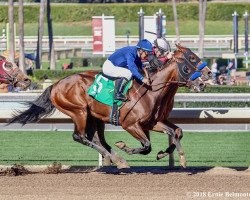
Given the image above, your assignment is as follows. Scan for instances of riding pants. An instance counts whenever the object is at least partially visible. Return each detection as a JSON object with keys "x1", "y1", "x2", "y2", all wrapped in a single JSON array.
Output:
[{"x1": 102, "y1": 60, "x2": 132, "y2": 80}]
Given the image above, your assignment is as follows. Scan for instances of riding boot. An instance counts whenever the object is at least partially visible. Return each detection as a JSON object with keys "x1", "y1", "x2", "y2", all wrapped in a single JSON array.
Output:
[
  {"x1": 114, "y1": 77, "x2": 129, "y2": 101},
  {"x1": 110, "y1": 103, "x2": 119, "y2": 126}
]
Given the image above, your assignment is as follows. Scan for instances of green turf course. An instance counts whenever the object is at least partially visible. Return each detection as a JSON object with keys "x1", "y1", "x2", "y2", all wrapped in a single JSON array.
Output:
[
  {"x1": 0, "y1": 131, "x2": 249, "y2": 167},
  {"x1": 0, "y1": 20, "x2": 247, "y2": 36}
]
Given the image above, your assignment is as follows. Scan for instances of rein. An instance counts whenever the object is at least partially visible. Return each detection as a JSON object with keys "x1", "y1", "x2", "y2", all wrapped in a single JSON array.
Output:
[
  {"x1": 118, "y1": 79, "x2": 186, "y2": 111},
  {"x1": 119, "y1": 48, "x2": 204, "y2": 111}
]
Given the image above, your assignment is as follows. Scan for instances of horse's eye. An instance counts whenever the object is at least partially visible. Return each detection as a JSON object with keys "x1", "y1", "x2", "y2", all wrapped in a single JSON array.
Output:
[
  {"x1": 189, "y1": 55, "x2": 196, "y2": 63},
  {"x1": 183, "y1": 65, "x2": 189, "y2": 74},
  {"x1": 3, "y1": 62, "x2": 13, "y2": 71}
]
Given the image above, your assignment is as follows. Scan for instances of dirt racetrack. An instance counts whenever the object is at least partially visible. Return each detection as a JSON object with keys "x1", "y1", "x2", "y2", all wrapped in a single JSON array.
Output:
[{"x1": 0, "y1": 166, "x2": 249, "y2": 200}]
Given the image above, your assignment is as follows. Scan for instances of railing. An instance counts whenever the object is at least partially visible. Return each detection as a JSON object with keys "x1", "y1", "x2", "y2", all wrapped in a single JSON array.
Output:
[
  {"x1": 1, "y1": 93, "x2": 250, "y2": 124},
  {"x1": 0, "y1": 35, "x2": 249, "y2": 58}
]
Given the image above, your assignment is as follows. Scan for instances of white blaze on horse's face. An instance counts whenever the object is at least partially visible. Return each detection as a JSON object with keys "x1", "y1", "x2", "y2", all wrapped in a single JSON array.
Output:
[
  {"x1": 200, "y1": 66, "x2": 213, "y2": 81},
  {"x1": 190, "y1": 77, "x2": 206, "y2": 93}
]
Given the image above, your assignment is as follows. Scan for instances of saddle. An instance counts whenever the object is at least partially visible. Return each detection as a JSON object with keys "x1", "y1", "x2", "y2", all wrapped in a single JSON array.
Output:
[{"x1": 87, "y1": 73, "x2": 132, "y2": 125}]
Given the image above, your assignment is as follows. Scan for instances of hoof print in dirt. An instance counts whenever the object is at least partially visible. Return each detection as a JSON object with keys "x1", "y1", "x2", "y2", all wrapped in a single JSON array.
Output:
[{"x1": 44, "y1": 162, "x2": 62, "y2": 174}]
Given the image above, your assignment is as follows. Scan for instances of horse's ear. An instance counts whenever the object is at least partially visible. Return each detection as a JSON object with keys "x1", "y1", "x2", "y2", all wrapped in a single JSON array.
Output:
[
  {"x1": 175, "y1": 43, "x2": 190, "y2": 52},
  {"x1": 175, "y1": 43, "x2": 184, "y2": 50}
]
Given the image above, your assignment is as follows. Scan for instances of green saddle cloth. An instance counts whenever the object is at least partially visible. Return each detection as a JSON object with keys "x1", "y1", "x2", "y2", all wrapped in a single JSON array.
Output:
[{"x1": 87, "y1": 73, "x2": 132, "y2": 107}]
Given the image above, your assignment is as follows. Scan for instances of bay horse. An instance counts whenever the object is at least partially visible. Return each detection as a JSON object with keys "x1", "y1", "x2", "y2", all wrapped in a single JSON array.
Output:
[
  {"x1": 141, "y1": 44, "x2": 212, "y2": 167},
  {"x1": 0, "y1": 56, "x2": 31, "y2": 90},
  {"x1": 8, "y1": 45, "x2": 209, "y2": 169},
  {"x1": 105, "y1": 44, "x2": 212, "y2": 167}
]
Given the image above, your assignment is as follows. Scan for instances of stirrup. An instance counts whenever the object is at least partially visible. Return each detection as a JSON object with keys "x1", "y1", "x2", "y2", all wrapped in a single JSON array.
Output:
[{"x1": 115, "y1": 93, "x2": 127, "y2": 101}]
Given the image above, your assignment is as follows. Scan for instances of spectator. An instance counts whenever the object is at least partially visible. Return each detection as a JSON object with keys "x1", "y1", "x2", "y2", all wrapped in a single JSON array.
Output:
[
  {"x1": 211, "y1": 59, "x2": 218, "y2": 84},
  {"x1": 218, "y1": 65, "x2": 228, "y2": 85},
  {"x1": 226, "y1": 59, "x2": 236, "y2": 84},
  {"x1": 24, "y1": 53, "x2": 35, "y2": 76}
]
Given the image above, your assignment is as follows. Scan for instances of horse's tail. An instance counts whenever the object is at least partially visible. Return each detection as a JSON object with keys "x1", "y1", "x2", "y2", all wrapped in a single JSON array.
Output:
[{"x1": 8, "y1": 85, "x2": 55, "y2": 125}]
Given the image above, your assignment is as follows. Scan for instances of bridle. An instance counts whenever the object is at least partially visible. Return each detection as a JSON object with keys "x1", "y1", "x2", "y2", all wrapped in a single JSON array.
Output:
[
  {"x1": 176, "y1": 46, "x2": 208, "y2": 73},
  {"x1": 146, "y1": 50, "x2": 202, "y2": 88},
  {"x1": 0, "y1": 60, "x2": 20, "y2": 85}
]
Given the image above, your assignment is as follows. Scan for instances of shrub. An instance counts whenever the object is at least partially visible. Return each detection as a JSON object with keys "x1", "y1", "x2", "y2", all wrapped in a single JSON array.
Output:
[{"x1": 1, "y1": 3, "x2": 249, "y2": 23}]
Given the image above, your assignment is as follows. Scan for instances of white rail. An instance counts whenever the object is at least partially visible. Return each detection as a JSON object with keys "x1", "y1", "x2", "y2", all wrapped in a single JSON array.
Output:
[{"x1": 0, "y1": 93, "x2": 250, "y2": 124}]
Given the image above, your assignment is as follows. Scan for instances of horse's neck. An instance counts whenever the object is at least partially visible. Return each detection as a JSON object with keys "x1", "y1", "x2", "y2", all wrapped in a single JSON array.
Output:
[
  {"x1": 151, "y1": 61, "x2": 178, "y2": 85},
  {"x1": 128, "y1": 62, "x2": 178, "y2": 107}
]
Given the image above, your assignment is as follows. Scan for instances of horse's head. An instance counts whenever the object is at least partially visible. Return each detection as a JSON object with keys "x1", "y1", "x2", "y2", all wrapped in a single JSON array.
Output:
[
  {"x1": 0, "y1": 56, "x2": 31, "y2": 90},
  {"x1": 175, "y1": 43, "x2": 212, "y2": 81},
  {"x1": 148, "y1": 50, "x2": 205, "y2": 93},
  {"x1": 173, "y1": 54, "x2": 206, "y2": 93}
]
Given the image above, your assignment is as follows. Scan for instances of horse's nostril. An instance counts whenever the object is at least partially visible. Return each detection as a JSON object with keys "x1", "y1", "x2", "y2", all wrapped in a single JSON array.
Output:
[
  {"x1": 199, "y1": 83, "x2": 206, "y2": 89},
  {"x1": 24, "y1": 79, "x2": 31, "y2": 85},
  {"x1": 24, "y1": 79, "x2": 31, "y2": 83}
]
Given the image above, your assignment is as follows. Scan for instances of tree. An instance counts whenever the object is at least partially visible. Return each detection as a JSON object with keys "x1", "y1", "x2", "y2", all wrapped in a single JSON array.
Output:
[
  {"x1": 47, "y1": 0, "x2": 56, "y2": 70},
  {"x1": 36, "y1": 0, "x2": 45, "y2": 69},
  {"x1": 8, "y1": 0, "x2": 15, "y2": 63},
  {"x1": 18, "y1": 0, "x2": 25, "y2": 73},
  {"x1": 198, "y1": 0, "x2": 207, "y2": 58},
  {"x1": 172, "y1": 0, "x2": 180, "y2": 43}
]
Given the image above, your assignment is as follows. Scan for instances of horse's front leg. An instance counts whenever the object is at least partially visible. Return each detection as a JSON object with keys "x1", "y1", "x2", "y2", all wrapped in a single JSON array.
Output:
[
  {"x1": 152, "y1": 121, "x2": 186, "y2": 168},
  {"x1": 115, "y1": 123, "x2": 151, "y2": 155}
]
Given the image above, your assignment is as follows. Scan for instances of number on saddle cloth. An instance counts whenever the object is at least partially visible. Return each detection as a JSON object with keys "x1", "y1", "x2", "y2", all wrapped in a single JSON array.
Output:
[{"x1": 87, "y1": 73, "x2": 132, "y2": 107}]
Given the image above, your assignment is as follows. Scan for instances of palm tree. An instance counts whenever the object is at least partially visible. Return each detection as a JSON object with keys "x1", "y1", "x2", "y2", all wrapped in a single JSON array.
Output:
[
  {"x1": 8, "y1": 0, "x2": 15, "y2": 63},
  {"x1": 198, "y1": 0, "x2": 207, "y2": 58},
  {"x1": 172, "y1": 0, "x2": 180, "y2": 43},
  {"x1": 47, "y1": 0, "x2": 56, "y2": 70},
  {"x1": 36, "y1": 0, "x2": 45, "y2": 69},
  {"x1": 18, "y1": 0, "x2": 25, "y2": 73}
]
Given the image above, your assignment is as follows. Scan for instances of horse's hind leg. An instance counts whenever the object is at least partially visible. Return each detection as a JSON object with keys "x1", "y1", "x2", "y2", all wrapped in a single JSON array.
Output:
[
  {"x1": 70, "y1": 110, "x2": 112, "y2": 157},
  {"x1": 82, "y1": 116, "x2": 129, "y2": 169},
  {"x1": 115, "y1": 123, "x2": 151, "y2": 155},
  {"x1": 54, "y1": 103, "x2": 111, "y2": 161},
  {"x1": 94, "y1": 118, "x2": 130, "y2": 168},
  {"x1": 152, "y1": 121, "x2": 186, "y2": 168}
]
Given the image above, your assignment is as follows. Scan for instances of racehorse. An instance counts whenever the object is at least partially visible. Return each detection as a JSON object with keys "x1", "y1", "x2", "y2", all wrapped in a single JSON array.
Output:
[
  {"x1": 141, "y1": 44, "x2": 212, "y2": 167},
  {"x1": 0, "y1": 56, "x2": 31, "y2": 90},
  {"x1": 8, "y1": 44, "x2": 210, "y2": 169},
  {"x1": 107, "y1": 44, "x2": 212, "y2": 168}
]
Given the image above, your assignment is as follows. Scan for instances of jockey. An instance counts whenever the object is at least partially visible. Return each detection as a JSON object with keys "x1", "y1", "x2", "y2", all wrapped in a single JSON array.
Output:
[
  {"x1": 147, "y1": 38, "x2": 173, "y2": 70},
  {"x1": 102, "y1": 39, "x2": 152, "y2": 102}
]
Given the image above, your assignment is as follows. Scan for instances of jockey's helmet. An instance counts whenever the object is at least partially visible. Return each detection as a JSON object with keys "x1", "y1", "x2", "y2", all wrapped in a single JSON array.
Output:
[
  {"x1": 153, "y1": 38, "x2": 171, "y2": 53},
  {"x1": 136, "y1": 39, "x2": 153, "y2": 52}
]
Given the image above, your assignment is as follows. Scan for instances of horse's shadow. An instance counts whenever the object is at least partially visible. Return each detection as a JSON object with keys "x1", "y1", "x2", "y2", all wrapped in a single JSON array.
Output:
[{"x1": 65, "y1": 166, "x2": 249, "y2": 175}]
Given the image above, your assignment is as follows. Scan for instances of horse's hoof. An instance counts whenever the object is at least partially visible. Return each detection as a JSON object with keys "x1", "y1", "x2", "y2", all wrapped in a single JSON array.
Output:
[
  {"x1": 179, "y1": 155, "x2": 187, "y2": 168},
  {"x1": 102, "y1": 157, "x2": 112, "y2": 166},
  {"x1": 157, "y1": 151, "x2": 168, "y2": 160},
  {"x1": 115, "y1": 141, "x2": 126, "y2": 149}
]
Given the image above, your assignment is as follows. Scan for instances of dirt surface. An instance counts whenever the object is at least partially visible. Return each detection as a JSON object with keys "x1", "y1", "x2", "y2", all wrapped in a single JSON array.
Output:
[{"x1": 0, "y1": 166, "x2": 249, "y2": 200}]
